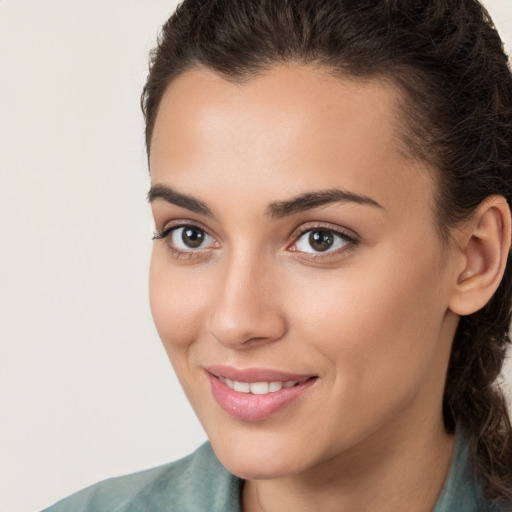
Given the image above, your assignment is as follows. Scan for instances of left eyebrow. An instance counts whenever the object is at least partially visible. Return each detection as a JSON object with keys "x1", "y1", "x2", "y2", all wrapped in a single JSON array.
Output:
[
  {"x1": 267, "y1": 189, "x2": 383, "y2": 219},
  {"x1": 147, "y1": 184, "x2": 214, "y2": 217}
]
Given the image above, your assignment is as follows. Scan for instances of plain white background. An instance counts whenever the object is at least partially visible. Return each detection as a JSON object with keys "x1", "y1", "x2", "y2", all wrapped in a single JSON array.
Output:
[{"x1": 1, "y1": 1, "x2": 511, "y2": 511}]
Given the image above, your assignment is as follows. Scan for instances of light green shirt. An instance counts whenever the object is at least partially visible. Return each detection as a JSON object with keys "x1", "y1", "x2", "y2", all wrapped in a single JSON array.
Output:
[{"x1": 42, "y1": 433, "x2": 505, "y2": 511}]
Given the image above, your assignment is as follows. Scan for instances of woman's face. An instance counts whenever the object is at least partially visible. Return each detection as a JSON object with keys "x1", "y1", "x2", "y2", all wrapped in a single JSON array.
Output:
[{"x1": 148, "y1": 65, "x2": 460, "y2": 479}]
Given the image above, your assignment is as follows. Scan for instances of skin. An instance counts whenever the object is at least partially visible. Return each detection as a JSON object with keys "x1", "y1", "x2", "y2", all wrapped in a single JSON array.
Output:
[{"x1": 147, "y1": 65, "x2": 506, "y2": 511}]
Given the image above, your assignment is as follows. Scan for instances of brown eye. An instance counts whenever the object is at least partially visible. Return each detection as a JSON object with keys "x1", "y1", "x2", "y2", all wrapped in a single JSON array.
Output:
[
  {"x1": 308, "y1": 230, "x2": 334, "y2": 252},
  {"x1": 181, "y1": 226, "x2": 206, "y2": 248},
  {"x1": 293, "y1": 227, "x2": 353, "y2": 255},
  {"x1": 165, "y1": 225, "x2": 215, "y2": 251}
]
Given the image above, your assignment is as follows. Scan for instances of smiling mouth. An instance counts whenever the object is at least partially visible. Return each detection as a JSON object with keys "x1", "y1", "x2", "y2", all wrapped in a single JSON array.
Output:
[
  {"x1": 218, "y1": 376, "x2": 311, "y2": 395},
  {"x1": 206, "y1": 367, "x2": 318, "y2": 421}
]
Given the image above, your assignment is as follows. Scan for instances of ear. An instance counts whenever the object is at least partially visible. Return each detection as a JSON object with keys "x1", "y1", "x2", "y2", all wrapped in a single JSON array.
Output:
[{"x1": 449, "y1": 196, "x2": 511, "y2": 316}]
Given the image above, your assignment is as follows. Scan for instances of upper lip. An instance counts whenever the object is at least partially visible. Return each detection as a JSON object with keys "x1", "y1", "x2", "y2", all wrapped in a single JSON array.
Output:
[{"x1": 205, "y1": 365, "x2": 316, "y2": 383}]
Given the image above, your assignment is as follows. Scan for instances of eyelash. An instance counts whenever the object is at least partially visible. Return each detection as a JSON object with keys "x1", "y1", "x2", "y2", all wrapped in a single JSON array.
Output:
[
  {"x1": 152, "y1": 222, "x2": 359, "y2": 260},
  {"x1": 152, "y1": 222, "x2": 217, "y2": 259},
  {"x1": 288, "y1": 224, "x2": 359, "y2": 260}
]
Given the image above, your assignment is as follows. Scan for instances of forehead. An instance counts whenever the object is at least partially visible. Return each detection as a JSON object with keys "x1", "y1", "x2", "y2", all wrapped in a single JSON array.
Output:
[
  {"x1": 150, "y1": 65, "x2": 434, "y2": 217},
  {"x1": 151, "y1": 65, "x2": 405, "y2": 163}
]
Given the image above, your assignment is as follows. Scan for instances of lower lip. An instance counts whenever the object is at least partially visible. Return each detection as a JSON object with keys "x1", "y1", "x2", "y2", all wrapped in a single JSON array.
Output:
[{"x1": 208, "y1": 374, "x2": 317, "y2": 422}]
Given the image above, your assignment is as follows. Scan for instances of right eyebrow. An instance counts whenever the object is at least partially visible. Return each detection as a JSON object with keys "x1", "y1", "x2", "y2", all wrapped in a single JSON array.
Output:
[
  {"x1": 147, "y1": 184, "x2": 214, "y2": 217},
  {"x1": 267, "y1": 188, "x2": 383, "y2": 218}
]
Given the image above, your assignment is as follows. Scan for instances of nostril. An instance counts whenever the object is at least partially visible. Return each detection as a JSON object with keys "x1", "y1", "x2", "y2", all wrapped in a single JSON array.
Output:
[{"x1": 208, "y1": 308, "x2": 287, "y2": 349}]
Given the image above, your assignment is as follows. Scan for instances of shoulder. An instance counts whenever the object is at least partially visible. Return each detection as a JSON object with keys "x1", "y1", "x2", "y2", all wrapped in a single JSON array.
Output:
[
  {"x1": 433, "y1": 431, "x2": 511, "y2": 512},
  {"x1": 41, "y1": 442, "x2": 243, "y2": 512}
]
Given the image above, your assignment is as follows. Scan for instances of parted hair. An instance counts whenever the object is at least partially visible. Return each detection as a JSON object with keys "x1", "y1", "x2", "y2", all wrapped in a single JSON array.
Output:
[{"x1": 141, "y1": 0, "x2": 512, "y2": 503}]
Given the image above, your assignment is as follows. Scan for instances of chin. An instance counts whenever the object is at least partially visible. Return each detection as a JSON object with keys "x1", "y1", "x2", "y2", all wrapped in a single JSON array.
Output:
[
  {"x1": 219, "y1": 454, "x2": 305, "y2": 481},
  {"x1": 207, "y1": 429, "x2": 316, "y2": 480}
]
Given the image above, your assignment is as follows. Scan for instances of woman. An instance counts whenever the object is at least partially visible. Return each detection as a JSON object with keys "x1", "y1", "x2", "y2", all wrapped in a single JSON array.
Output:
[{"x1": 44, "y1": 0, "x2": 512, "y2": 510}]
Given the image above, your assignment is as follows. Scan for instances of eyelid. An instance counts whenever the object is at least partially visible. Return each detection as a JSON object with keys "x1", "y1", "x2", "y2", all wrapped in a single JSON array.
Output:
[
  {"x1": 152, "y1": 219, "x2": 358, "y2": 260},
  {"x1": 152, "y1": 220, "x2": 220, "y2": 260},
  {"x1": 288, "y1": 222, "x2": 359, "y2": 245},
  {"x1": 153, "y1": 219, "x2": 217, "y2": 241},
  {"x1": 286, "y1": 222, "x2": 360, "y2": 258}
]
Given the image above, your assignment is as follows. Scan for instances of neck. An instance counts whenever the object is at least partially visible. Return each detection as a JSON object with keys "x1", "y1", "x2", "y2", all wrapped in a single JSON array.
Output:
[{"x1": 243, "y1": 417, "x2": 455, "y2": 512}]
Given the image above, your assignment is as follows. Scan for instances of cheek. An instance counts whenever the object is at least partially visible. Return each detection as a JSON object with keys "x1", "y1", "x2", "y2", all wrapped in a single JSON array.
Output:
[
  {"x1": 148, "y1": 249, "x2": 210, "y2": 360},
  {"x1": 291, "y1": 241, "x2": 449, "y2": 396}
]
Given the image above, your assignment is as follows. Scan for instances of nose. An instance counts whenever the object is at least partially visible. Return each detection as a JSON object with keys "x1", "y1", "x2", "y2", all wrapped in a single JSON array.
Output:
[{"x1": 207, "y1": 254, "x2": 287, "y2": 349}]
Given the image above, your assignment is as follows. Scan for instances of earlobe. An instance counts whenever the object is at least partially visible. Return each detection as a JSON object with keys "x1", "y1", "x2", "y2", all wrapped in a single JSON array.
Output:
[{"x1": 449, "y1": 196, "x2": 511, "y2": 316}]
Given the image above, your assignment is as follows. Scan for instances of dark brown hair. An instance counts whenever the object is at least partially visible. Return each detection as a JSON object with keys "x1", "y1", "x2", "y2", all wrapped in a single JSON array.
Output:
[{"x1": 141, "y1": 0, "x2": 512, "y2": 503}]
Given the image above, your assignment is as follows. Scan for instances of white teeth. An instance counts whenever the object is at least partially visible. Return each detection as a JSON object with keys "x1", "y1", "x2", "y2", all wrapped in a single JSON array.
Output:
[
  {"x1": 233, "y1": 381, "x2": 250, "y2": 393},
  {"x1": 249, "y1": 382, "x2": 269, "y2": 394},
  {"x1": 269, "y1": 381, "x2": 283, "y2": 392},
  {"x1": 219, "y1": 377, "x2": 298, "y2": 394}
]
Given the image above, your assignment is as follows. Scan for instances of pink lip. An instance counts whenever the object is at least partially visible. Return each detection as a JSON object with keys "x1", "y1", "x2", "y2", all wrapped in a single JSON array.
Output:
[
  {"x1": 205, "y1": 366, "x2": 317, "y2": 422},
  {"x1": 205, "y1": 365, "x2": 313, "y2": 383}
]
